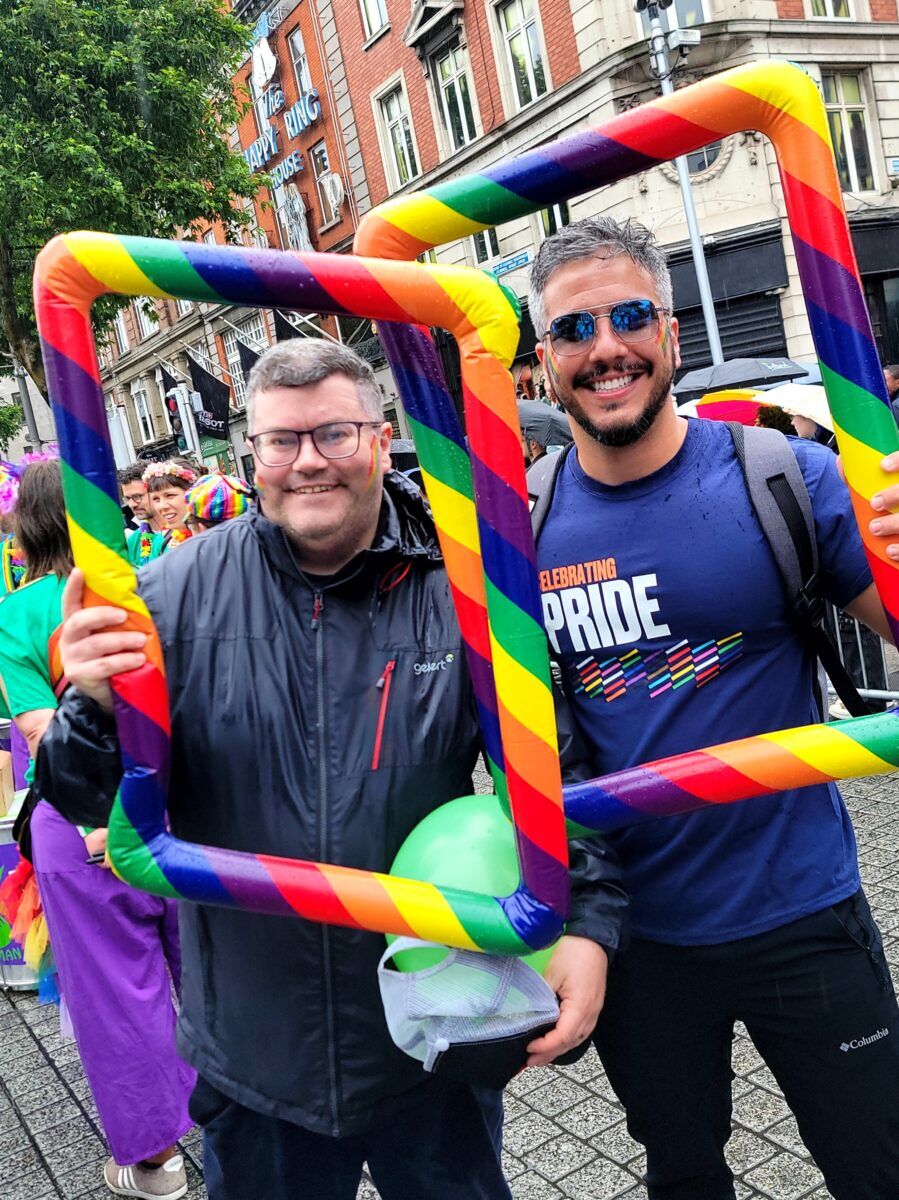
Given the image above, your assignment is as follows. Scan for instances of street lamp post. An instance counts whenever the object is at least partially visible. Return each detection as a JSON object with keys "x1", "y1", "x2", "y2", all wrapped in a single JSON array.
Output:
[
  {"x1": 635, "y1": 0, "x2": 724, "y2": 365},
  {"x1": 12, "y1": 361, "x2": 42, "y2": 449}
]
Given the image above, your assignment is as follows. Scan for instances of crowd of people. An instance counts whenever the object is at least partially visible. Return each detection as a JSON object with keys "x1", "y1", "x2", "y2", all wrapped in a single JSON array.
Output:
[
  {"x1": 0, "y1": 457, "x2": 254, "y2": 1197},
  {"x1": 0, "y1": 216, "x2": 898, "y2": 1200}
]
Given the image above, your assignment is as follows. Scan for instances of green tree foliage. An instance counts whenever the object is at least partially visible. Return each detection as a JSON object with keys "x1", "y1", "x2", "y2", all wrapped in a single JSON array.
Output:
[
  {"x1": 0, "y1": 0, "x2": 259, "y2": 394},
  {"x1": 0, "y1": 403, "x2": 23, "y2": 453}
]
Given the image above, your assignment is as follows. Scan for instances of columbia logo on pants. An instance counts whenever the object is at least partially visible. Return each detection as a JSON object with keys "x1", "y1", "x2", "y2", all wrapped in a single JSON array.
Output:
[{"x1": 840, "y1": 1028, "x2": 889, "y2": 1051}]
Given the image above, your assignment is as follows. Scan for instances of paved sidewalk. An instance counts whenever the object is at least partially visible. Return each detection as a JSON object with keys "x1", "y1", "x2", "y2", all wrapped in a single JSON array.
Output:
[{"x1": 2, "y1": 774, "x2": 897, "y2": 1199}]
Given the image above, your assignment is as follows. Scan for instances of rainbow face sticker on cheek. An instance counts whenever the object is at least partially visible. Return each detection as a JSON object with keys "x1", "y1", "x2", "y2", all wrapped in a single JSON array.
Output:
[
  {"x1": 545, "y1": 338, "x2": 562, "y2": 381},
  {"x1": 365, "y1": 432, "x2": 380, "y2": 492}
]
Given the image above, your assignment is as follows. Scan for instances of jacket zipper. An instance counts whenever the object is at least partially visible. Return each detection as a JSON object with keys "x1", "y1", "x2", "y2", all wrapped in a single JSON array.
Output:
[
  {"x1": 370, "y1": 659, "x2": 396, "y2": 771},
  {"x1": 312, "y1": 589, "x2": 341, "y2": 1134}
]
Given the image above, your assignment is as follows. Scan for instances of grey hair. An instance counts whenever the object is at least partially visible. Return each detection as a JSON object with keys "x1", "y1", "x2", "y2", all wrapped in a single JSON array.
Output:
[
  {"x1": 246, "y1": 338, "x2": 383, "y2": 430},
  {"x1": 528, "y1": 216, "x2": 674, "y2": 339}
]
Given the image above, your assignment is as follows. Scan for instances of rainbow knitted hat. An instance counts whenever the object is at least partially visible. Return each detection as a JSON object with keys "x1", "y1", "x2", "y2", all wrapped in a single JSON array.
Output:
[{"x1": 184, "y1": 473, "x2": 253, "y2": 523}]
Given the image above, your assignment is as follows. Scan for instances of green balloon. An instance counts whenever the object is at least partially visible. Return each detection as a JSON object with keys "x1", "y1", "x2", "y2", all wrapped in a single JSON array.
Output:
[{"x1": 388, "y1": 794, "x2": 556, "y2": 974}]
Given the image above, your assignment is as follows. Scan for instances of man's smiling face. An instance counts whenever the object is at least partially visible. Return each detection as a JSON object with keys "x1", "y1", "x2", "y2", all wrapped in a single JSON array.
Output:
[
  {"x1": 538, "y1": 254, "x2": 680, "y2": 448},
  {"x1": 122, "y1": 480, "x2": 151, "y2": 522},
  {"x1": 250, "y1": 376, "x2": 392, "y2": 560}
]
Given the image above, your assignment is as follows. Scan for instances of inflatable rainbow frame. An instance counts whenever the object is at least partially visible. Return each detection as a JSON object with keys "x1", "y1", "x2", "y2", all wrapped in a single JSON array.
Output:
[{"x1": 33, "y1": 60, "x2": 899, "y2": 956}]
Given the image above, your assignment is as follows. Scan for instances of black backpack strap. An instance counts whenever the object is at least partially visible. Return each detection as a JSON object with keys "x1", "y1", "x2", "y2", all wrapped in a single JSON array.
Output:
[
  {"x1": 728, "y1": 422, "x2": 871, "y2": 718},
  {"x1": 527, "y1": 447, "x2": 571, "y2": 542}
]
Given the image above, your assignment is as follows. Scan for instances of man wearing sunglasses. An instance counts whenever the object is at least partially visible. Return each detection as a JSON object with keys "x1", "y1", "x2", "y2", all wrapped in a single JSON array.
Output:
[
  {"x1": 34, "y1": 338, "x2": 625, "y2": 1200},
  {"x1": 528, "y1": 215, "x2": 899, "y2": 1200}
]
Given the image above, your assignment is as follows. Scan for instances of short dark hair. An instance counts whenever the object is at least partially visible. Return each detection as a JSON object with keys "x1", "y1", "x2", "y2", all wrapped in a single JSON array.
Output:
[
  {"x1": 15, "y1": 460, "x2": 73, "y2": 580},
  {"x1": 246, "y1": 340, "x2": 383, "y2": 430},
  {"x1": 755, "y1": 404, "x2": 795, "y2": 435},
  {"x1": 118, "y1": 463, "x2": 147, "y2": 487},
  {"x1": 143, "y1": 459, "x2": 199, "y2": 493}
]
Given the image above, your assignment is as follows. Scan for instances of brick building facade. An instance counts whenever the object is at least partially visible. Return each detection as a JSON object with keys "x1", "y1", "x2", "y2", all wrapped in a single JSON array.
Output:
[
  {"x1": 88, "y1": 0, "x2": 899, "y2": 473},
  {"x1": 320, "y1": 0, "x2": 899, "y2": 391}
]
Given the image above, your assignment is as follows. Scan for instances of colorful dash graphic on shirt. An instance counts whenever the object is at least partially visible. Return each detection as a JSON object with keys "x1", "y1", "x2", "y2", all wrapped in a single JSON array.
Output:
[{"x1": 572, "y1": 632, "x2": 744, "y2": 703}]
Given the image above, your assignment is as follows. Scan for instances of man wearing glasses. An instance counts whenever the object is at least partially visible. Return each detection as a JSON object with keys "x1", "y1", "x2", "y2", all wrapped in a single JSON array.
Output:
[
  {"x1": 527, "y1": 216, "x2": 899, "y2": 1200},
  {"x1": 36, "y1": 339, "x2": 625, "y2": 1200}
]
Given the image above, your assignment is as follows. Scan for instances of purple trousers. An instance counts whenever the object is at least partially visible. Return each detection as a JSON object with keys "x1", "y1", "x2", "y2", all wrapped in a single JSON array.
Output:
[{"x1": 30, "y1": 802, "x2": 196, "y2": 1164}]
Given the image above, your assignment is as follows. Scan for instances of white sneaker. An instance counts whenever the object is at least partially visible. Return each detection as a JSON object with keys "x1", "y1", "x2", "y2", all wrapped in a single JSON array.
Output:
[
  {"x1": 104, "y1": 1154, "x2": 188, "y2": 1199},
  {"x1": 829, "y1": 699, "x2": 851, "y2": 721}
]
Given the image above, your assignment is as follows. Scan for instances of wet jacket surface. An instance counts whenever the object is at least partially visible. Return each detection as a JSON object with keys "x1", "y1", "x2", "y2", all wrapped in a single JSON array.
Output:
[{"x1": 37, "y1": 473, "x2": 627, "y2": 1136}]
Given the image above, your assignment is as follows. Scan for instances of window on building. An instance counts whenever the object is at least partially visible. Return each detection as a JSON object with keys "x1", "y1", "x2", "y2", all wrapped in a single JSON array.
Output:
[
  {"x1": 203, "y1": 230, "x2": 217, "y2": 246},
  {"x1": 310, "y1": 141, "x2": 338, "y2": 226},
  {"x1": 113, "y1": 311, "x2": 129, "y2": 355},
  {"x1": 288, "y1": 28, "x2": 314, "y2": 93},
  {"x1": 540, "y1": 201, "x2": 570, "y2": 238},
  {"x1": 360, "y1": 0, "x2": 388, "y2": 39},
  {"x1": 821, "y1": 71, "x2": 875, "y2": 192},
  {"x1": 811, "y1": 0, "x2": 851, "y2": 16},
  {"x1": 418, "y1": 249, "x2": 438, "y2": 264},
  {"x1": 498, "y1": 0, "x2": 547, "y2": 110},
  {"x1": 639, "y1": 0, "x2": 705, "y2": 33},
  {"x1": 435, "y1": 45, "x2": 476, "y2": 150},
  {"x1": 274, "y1": 182, "x2": 313, "y2": 251},
  {"x1": 222, "y1": 315, "x2": 268, "y2": 408},
  {"x1": 134, "y1": 302, "x2": 158, "y2": 340},
  {"x1": 686, "y1": 141, "x2": 722, "y2": 174},
  {"x1": 248, "y1": 74, "x2": 269, "y2": 137},
  {"x1": 380, "y1": 86, "x2": 419, "y2": 188},
  {"x1": 472, "y1": 227, "x2": 501, "y2": 265},
  {"x1": 176, "y1": 298, "x2": 194, "y2": 317},
  {"x1": 131, "y1": 378, "x2": 154, "y2": 444}
]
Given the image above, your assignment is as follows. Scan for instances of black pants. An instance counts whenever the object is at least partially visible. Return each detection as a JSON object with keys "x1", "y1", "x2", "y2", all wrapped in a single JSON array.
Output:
[
  {"x1": 594, "y1": 891, "x2": 899, "y2": 1200},
  {"x1": 190, "y1": 1074, "x2": 512, "y2": 1200}
]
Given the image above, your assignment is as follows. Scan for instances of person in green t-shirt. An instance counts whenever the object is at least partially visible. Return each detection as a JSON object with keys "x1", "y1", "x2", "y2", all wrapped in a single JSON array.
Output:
[{"x1": 0, "y1": 460, "x2": 193, "y2": 1197}]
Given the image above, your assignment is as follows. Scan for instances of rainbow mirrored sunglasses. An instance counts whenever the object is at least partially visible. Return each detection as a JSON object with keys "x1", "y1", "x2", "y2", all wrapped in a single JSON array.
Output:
[{"x1": 545, "y1": 299, "x2": 669, "y2": 355}]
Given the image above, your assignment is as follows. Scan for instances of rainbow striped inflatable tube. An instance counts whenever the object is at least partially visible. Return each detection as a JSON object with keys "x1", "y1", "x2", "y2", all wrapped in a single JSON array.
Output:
[
  {"x1": 33, "y1": 60, "x2": 899, "y2": 955},
  {"x1": 353, "y1": 57, "x2": 899, "y2": 843},
  {"x1": 35, "y1": 236, "x2": 568, "y2": 954},
  {"x1": 356, "y1": 59, "x2": 899, "y2": 647}
]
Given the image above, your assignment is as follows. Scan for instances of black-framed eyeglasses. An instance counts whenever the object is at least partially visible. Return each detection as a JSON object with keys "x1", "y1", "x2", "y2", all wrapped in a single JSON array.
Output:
[
  {"x1": 247, "y1": 422, "x2": 383, "y2": 466},
  {"x1": 545, "y1": 300, "x2": 669, "y2": 356}
]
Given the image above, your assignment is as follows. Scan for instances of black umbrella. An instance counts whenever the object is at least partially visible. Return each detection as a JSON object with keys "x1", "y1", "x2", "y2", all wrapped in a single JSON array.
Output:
[
  {"x1": 674, "y1": 356, "x2": 807, "y2": 402},
  {"x1": 517, "y1": 400, "x2": 572, "y2": 448},
  {"x1": 389, "y1": 439, "x2": 418, "y2": 474}
]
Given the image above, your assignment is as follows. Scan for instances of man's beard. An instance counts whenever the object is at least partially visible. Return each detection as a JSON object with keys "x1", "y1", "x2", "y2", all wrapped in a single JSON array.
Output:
[{"x1": 552, "y1": 353, "x2": 675, "y2": 448}]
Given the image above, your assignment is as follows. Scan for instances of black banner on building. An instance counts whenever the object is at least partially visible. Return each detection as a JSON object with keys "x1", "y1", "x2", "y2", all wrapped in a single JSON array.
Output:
[
  {"x1": 274, "y1": 310, "x2": 301, "y2": 343},
  {"x1": 159, "y1": 364, "x2": 181, "y2": 399},
  {"x1": 187, "y1": 355, "x2": 231, "y2": 441},
  {"x1": 236, "y1": 339, "x2": 261, "y2": 384}
]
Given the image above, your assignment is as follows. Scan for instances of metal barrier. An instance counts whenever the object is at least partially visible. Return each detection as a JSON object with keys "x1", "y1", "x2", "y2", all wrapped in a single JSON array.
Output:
[{"x1": 826, "y1": 605, "x2": 899, "y2": 708}]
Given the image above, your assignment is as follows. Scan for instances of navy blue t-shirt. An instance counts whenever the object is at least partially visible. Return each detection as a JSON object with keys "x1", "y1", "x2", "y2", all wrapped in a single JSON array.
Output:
[{"x1": 538, "y1": 418, "x2": 872, "y2": 944}]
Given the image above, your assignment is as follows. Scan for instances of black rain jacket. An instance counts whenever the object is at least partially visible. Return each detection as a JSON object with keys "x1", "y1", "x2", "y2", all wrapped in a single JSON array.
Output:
[{"x1": 36, "y1": 472, "x2": 627, "y2": 1136}]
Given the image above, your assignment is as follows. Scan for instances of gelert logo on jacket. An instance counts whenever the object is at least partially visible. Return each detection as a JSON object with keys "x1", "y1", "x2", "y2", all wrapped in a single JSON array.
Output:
[
  {"x1": 413, "y1": 653, "x2": 455, "y2": 675},
  {"x1": 839, "y1": 1028, "x2": 889, "y2": 1052}
]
